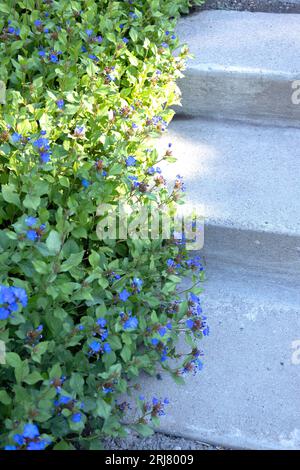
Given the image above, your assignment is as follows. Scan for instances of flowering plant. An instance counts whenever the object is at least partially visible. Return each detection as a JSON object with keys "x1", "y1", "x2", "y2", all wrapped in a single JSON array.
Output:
[{"x1": 0, "y1": 0, "x2": 206, "y2": 450}]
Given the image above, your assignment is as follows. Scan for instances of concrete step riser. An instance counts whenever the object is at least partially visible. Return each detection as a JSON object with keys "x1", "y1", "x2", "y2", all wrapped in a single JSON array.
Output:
[
  {"x1": 202, "y1": 224, "x2": 300, "y2": 281},
  {"x1": 176, "y1": 11, "x2": 300, "y2": 126},
  {"x1": 176, "y1": 67, "x2": 300, "y2": 126}
]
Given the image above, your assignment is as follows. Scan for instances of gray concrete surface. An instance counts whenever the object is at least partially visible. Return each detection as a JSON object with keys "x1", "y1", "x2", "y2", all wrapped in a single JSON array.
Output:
[
  {"x1": 176, "y1": 11, "x2": 300, "y2": 124},
  {"x1": 137, "y1": 257, "x2": 300, "y2": 449},
  {"x1": 160, "y1": 118, "x2": 300, "y2": 237},
  {"x1": 105, "y1": 432, "x2": 222, "y2": 450},
  {"x1": 196, "y1": 0, "x2": 300, "y2": 13}
]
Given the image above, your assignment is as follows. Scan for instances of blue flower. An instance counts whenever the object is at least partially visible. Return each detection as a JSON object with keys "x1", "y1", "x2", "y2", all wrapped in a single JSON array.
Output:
[
  {"x1": 38, "y1": 49, "x2": 46, "y2": 57},
  {"x1": 88, "y1": 54, "x2": 99, "y2": 62},
  {"x1": 81, "y1": 179, "x2": 90, "y2": 188},
  {"x1": 103, "y1": 342, "x2": 111, "y2": 353},
  {"x1": 25, "y1": 216, "x2": 37, "y2": 227},
  {"x1": 189, "y1": 292, "x2": 200, "y2": 304},
  {"x1": 151, "y1": 338, "x2": 159, "y2": 346},
  {"x1": 158, "y1": 327, "x2": 167, "y2": 337},
  {"x1": 132, "y1": 277, "x2": 143, "y2": 291},
  {"x1": 122, "y1": 37, "x2": 129, "y2": 44},
  {"x1": 13, "y1": 434, "x2": 24, "y2": 446},
  {"x1": 56, "y1": 395, "x2": 71, "y2": 406},
  {"x1": 11, "y1": 132, "x2": 22, "y2": 143},
  {"x1": 89, "y1": 341, "x2": 101, "y2": 353},
  {"x1": 0, "y1": 308, "x2": 10, "y2": 320},
  {"x1": 23, "y1": 423, "x2": 40, "y2": 439},
  {"x1": 34, "y1": 19, "x2": 43, "y2": 27},
  {"x1": 119, "y1": 289, "x2": 130, "y2": 302},
  {"x1": 74, "y1": 126, "x2": 85, "y2": 138},
  {"x1": 26, "y1": 230, "x2": 38, "y2": 241},
  {"x1": 33, "y1": 137, "x2": 51, "y2": 163},
  {"x1": 12, "y1": 287, "x2": 28, "y2": 307},
  {"x1": 27, "y1": 440, "x2": 49, "y2": 450},
  {"x1": 0, "y1": 285, "x2": 28, "y2": 320},
  {"x1": 161, "y1": 42, "x2": 169, "y2": 48},
  {"x1": 71, "y1": 413, "x2": 82, "y2": 423},
  {"x1": 186, "y1": 319, "x2": 194, "y2": 329},
  {"x1": 123, "y1": 316, "x2": 138, "y2": 330},
  {"x1": 56, "y1": 99, "x2": 65, "y2": 109},
  {"x1": 96, "y1": 318, "x2": 106, "y2": 328},
  {"x1": 85, "y1": 29, "x2": 93, "y2": 37},
  {"x1": 49, "y1": 51, "x2": 61, "y2": 63},
  {"x1": 125, "y1": 156, "x2": 136, "y2": 166}
]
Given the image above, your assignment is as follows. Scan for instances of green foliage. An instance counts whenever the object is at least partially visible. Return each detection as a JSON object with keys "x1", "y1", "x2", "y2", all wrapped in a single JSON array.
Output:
[{"x1": 0, "y1": 0, "x2": 207, "y2": 450}]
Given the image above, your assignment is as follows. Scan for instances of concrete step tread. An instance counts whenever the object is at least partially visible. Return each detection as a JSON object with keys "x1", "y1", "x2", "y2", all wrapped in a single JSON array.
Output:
[
  {"x1": 178, "y1": 10, "x2": 300, "y2": 74},
  {"x1": 160, "y1": 118, "x2": 300, "y2": 236},
  {"x1": 139, "y1": 260, "x2": 300, "y2": 449}
]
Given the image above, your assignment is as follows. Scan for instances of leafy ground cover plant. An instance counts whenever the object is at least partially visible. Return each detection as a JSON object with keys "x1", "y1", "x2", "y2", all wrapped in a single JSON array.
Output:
[{"x1": 0, "y1": 0, "x2": 206, "y2": 450}]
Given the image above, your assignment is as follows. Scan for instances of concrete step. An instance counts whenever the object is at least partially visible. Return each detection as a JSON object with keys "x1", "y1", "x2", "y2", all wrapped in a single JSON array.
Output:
[
  {"x1": 160, "y1": 117, "x2": 300, "y2": 243},
  {"x1": 176, "y1": 11, "x2": 300, "y2": 126},
  {"x1": 139, "y1": 257, "x2": 300, "y2": 449}
]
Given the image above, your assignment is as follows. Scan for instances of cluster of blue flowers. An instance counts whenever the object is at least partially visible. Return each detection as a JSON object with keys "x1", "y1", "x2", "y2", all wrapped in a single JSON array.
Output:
[
  {"x1": 187, "y1": 293, "x2": 209, "y2": 337},
  {"x1": 5, "y1": 424, "x2": 50, "y2": 451},
  {"x1": 186, "y1": 255, "x2": 204, "y2": 272},
  {"x1": 181, "y1": 358, "x2": 204, "y2": 376},
  {"x1": 25, "y1": 216, "x2": 46, "y2": 241},
  {"x1": 53, "y1": 395, "x2": 84, "y2": 424},
  {"x1": 120, "y1": 311, "x2": 139, "y2": 330},
  {"x1": 139, "y1": 396, "x2": 170, "y2": 418},
  {"x1": 125, "y1": 155, "x2": 137, "y2": 167},
  {"x1": 88, "y1": 340, "x2": 111, "y2": 356},
  {"x1": 33, "y1": 133, "x2": 52, "y2": 163},
  {"x1": 38, "y1": 49, "x2": 62, "y2": 63},
  {"x1": 0, "y1": 285, "x2": 27, "y2": 320},
  {"x1": 94, "y1": 317, "x2": 109, "y2": 341}
]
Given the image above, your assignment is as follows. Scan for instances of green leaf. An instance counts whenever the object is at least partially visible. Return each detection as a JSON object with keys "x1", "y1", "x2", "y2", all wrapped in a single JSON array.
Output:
[
  {"x1": 23, "y1": 371, "x2": 44, "y2": 385},
  {"x1": 2, "y1": 184, "x2": 21, "y2": 207},
  {"x1": 15, "y1": 360, "x2": 29, "y2": 383},
  {"x1": 32, "y1": 259, "x2": 49, "y2": 274},
  {"x1": 46, "y1": 230, "x2": 62, "y2": 254},
  {"x1": 60, "y1": 251, "x2": 84, "y2": 272},
  {"x1": 70, "y1": 373, "x2": 84, "y2": 395},
  {"x1": 31, "y1": 341, "x2": 49, "y2": 363},
  {"x1": 5, "y1": 352, "x2": 22, "y2": 368},
  {"x1": 133, "y1": 423, "x2": 154, "y2": 437},
  {"x1": 23, "y1": 194, "x2": 41, "y2": 210},
  {"x1": 96, "y1": 398, "x2": 111, "y2": 420},
  {"x1": 53, "y1": 441, "x2": 76, "y2": 450},
  {"x1": 121, "y1": 344, "x2": 132, "y2": 363},
  {"x1": 129, "y1": 28, "x2": 138, "y2": 43},
  {"x1": 89, "y1": 250, "x2": 100, "y2": 268},
  {"x1": 0, "y1": 390, "x2": 12, "y2": 405},
  {"x1": 0, "y1": 3, "x2": 11, "y2": 13}
]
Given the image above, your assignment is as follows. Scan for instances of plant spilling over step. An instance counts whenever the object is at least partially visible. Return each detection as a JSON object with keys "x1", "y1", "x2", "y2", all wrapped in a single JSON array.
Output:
[{"x1": 0, "y1": 0, "x2": 206, "y2": 450}]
